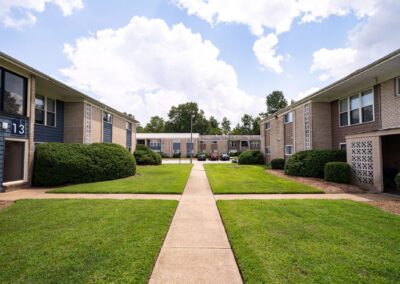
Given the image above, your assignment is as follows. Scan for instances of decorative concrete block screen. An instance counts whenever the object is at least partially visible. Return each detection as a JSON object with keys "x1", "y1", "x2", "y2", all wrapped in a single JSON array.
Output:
[
  {"x1": 304, "y1": 103, "x2": 311, "y2": 150},
  {"x1": 350, "y1": 140, "x2": 374, "y2": 185},
  {"x1": 85, "y1": 103, "x2": 92, "y2": 144}
]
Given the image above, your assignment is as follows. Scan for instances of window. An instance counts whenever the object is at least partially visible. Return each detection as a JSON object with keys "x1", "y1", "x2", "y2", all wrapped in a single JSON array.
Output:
[
  {"x1": 149, "y1": 139, "x2": 161, "y2": 151},
  {"x1": 126, "y1": 122, "x2": 132, "y2": 131},
  {"x1": 339, "y1": 89, "x2": 374, "y2": 127},
  {"x1": 265, "y1": 147, "x2": 271, "y2": 155},
  {"x1": 265, "y1": 122, "x2": 270, "y2": 129},
  {"x1": 35, "y1": 95, "x2": 56, "y2": 126},
  {"x1": 103, "y1": 111, "x2": 112, "y2": 123},
  {"x1": 396, "y1": 77, "x2": 400, "y2": 96},
  {"x1": 284, "y1": 112, "x2": 293, "y2": 124},
  {"x1": 229, "y1": 141, "x2": 239, "y2": 147},
  {"x1": 339, "y1": 143, "x2": 347, "y2": 150},
  {"x1": 250, "y1": 141, "x2": 260, "y2": 148},
  {"x1": 285, "y1": 145, "x2": 294, "y2": 155},
  {"x1": 241, "y1": 141, "x2": 249, "y2": 148},
  {"x1": 0, "y1": 69, "x2": 27, "y2": 116}
]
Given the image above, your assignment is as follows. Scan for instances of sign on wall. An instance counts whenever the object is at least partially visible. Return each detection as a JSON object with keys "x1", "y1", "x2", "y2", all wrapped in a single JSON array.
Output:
[{"x1": 11, "y1": 119, "x2": 26, "y2": 136}]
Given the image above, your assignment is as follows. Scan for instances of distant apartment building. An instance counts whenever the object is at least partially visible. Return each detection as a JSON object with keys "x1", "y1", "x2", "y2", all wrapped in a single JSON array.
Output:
[
  {"x1": 260, "y1": 49, "x2": 400, "y2": 193},
  {"x1": 0, "y1": 52, "x2": 137, "y2": 191},
  {"x1": 136, "y1": 133, "x2": 260, "y2": 157}
]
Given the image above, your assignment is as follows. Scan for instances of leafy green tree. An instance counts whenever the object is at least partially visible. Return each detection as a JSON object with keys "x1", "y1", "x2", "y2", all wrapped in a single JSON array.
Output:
[
  {"x1": 165, "y1": 102, "x2": 210, "y2": 134},
  {"x1": 209, "y1": 116, "x2": 222, "y2": 135},
  {"x1": 241, "y1": 114, "x2": 253, "y2": 134},
  {"x1": 266, "y1": 90, "x2": 288, "y2": 115},
  {"x1": 144, "y1": 116, "x2": 165, "y2": 133},
  {"x1": 252, "y1": 116, "x2": 261, "y2": 135},
  {"x1": 230, "y1": 114, "x2": 260, "y2": 135},
  {"x1": 136, "y1": 125, "x2": 144, "y2": 133},
  {"x1": 221, "y1": 117, "x2": 231, "y2": 134}
]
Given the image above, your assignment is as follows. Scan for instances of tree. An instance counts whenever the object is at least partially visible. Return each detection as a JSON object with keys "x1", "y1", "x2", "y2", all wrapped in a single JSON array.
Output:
[
  {"x1": 164, "y1": 102, "x2": 210, "y2": 134},
  {"x1": 221, "y1": 117, "x2": 231, "y2": 134},
  {"x1": 144, "y1": 116, "x2": 165, "y2": 133},
  {"x1": 241, "y1": 114, "x2": 253, "y2": 134},
  {"x1": 136, "y1": 125, "x2": 144, "y2": 133},
  {"x1": 230, "y1": 114, "x2": 260, "y2": 135},
  {"x1": 208, "y1": 116, "x2": 222, "y2": 135},
  {"x1": 266, "y1": 90, "x2": 288, "y2": 115},
  {"x1": 252, "y1": 116, "x2": 261, "y2": 135}
]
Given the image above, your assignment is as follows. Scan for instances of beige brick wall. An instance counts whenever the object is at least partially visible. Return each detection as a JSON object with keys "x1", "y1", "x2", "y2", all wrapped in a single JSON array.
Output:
[
  {"x1": 270, "y1": 116, "x2": 284, "y2": 159},
  {"x1": 312, "y1": 102, "x2": 332, "y2": 149},
  {"x1": 295, "y1": 106, "x2": 304, "y2": 152},
  {"x1": 91, "y1": 105, "x2": 102, "y2": 143},
  {"x1": 64, "y1": 102, "x2": 84, "y2": 143},
  {"x1": 381, "y1": 78, "x2": 400, "y2": 130},
  {"x1": 112, "y1": 115, "x2": 127, "y2": 147}
]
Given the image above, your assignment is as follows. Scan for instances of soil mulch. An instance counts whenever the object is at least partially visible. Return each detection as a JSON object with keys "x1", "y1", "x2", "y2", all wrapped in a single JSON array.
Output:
[
  {"x1": 0, "y1": 200, "x2": 13, "y2": 211},
  {"x1": 368, "y1": 200, "x2": 400, "y2": 215},
  {"x1": 267, "y1": 169, "x2": 366, "y2": 194}
]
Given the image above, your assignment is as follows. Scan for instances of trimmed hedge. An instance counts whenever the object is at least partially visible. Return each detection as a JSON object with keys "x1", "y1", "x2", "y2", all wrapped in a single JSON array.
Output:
[
  {"x1": 284, "y1": 149, "x2": 346, "y2": 178},
  {"x1": 34, "y1": 143, "x2": 136, "y2": 186},
  {"x1": 271, "y1": 158, "x2": 285, "y2": 169},
  {"x1": 134, "y1": 144, "x2": 162, "y2": 165},
  {"x1": 238, "y1": 150, "x2": 264, "y2": 165},
  {"x1": 324, "y1": 162, "x2": 352, "y2": 184},
  {"x1": 395, "y1": 173, "x2": 400, "y2": 191}
]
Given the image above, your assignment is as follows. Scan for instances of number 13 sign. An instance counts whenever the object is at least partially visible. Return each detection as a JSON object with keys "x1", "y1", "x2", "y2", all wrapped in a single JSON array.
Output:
[{"x1": 11, "y1": 120, "x2": 26, "y2": 136}]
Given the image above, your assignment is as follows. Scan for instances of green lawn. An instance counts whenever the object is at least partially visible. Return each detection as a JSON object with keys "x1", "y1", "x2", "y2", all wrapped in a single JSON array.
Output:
[
  {"x1": 204, "y1": 164, "x2": 322, "y2": 194},
  {"x1": 0, "y1": 199, "x2": 177, "y2": 283},
  {"x1": 218, "y1": 200, "x2": 400, "y2": 283},
  {"x1": 50, "y1": 164, "x2": 192, "y2": 194}
]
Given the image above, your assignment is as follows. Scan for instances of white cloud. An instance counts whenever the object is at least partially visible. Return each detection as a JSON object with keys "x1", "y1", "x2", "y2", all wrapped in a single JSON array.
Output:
[
  {"x1": 61, "y1": 16, "x2": 265, "y2": 124},
  {"x1": 253, "y1": 33, "x2": 284, "y2": 74},
  {"x1": 310, "y1": 0, "x2": 400, "y2": 81},
  {"x1": 0, "y1": 0, "x2": 83, "y2": 29},
  {"x1": 296, "y1": 87, "x2": 319, "y2": 101}
]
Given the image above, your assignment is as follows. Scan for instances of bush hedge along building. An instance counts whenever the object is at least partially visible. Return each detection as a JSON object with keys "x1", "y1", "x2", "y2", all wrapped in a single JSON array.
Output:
[
  {"x1": 0, "y1": 52, "x2": 138, "y2": 192},
  {"x1": 136, "y1": 133, "x2": 260, "y2": 157},
  {"x1": 260, "y1": 49, "x2": 400, "y2": 193}
]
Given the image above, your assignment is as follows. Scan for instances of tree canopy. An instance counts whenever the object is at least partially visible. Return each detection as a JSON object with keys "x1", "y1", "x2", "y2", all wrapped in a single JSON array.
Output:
[{"x1": 265, "y1": 90, "x2": 288, "y2": 116}]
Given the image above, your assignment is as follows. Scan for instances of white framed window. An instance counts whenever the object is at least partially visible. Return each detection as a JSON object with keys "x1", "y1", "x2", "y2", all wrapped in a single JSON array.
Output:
[
  {"x1": 35, "y1": 95, "x2": 56, "y2": 127},
  {"x1": 396, "y1": 77, "x2": 400, "y2": 96},
  {"x1": 285, "y1": 145, "x2": 294, "y2": 155},
  {"x1": 265, "y1": 122, "x2": 270, "y2": 129},
  {"x1": 339, "y1": 88, "x2": 374, "y2": 127},
  {"x1": 284, "y1": 112, "x2": 293, "y2": 124},
  {"x1": 265, "y1": 147, "x2": 271, "y2": 155},
  {"x1": 103, "y1": 111, "x2": 112, "y2": 124},
  {"x1": 339, "y1": 143, "x2": 347, "y2": 150}
]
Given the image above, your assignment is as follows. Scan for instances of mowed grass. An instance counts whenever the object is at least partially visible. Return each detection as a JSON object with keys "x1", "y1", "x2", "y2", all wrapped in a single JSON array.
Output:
[
  {"x1": 204, "y1": 164, "x2": 322, "y2": 194},
  {"x1": 0, "y1": 199, "x2": 177, "y2": 283},
  {"x1": 50, "y1": 164, "x2": 192, "y2": 194},
  {"x1": 218, "y1": 200, "x2": 400, "y2": 283}
]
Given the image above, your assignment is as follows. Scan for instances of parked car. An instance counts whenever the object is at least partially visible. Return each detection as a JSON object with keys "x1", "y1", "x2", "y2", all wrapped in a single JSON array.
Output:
[
  {"x1": 220, "y1": 153, "x2": 230, "y2": 161},
  {"x1": 197, "y1": 153, "x2": 207, "y2": 161},
  {"x1": 209, "y1": 152, "x2": 219, "y2": 161}
]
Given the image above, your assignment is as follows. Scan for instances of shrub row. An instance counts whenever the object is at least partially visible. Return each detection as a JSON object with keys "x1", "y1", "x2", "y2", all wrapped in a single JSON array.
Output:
[
  {"x1": 324, "y1": 162, "x2": 352, "y2": 184},
  {"x1": 284, "y1": 149, "x2": 346, "y2": 178},
  {"x1": 134, "y1": 144, "x2": 162, "y2": 165},
  {"x1": 271, "y1": 158, "x2": 285, "y2": 169},
  {"x1": 238, "y1": 150, "x2": 264, "y2": 165},
  {"x1": 34, "y1": 143, "x2": 136, "y2": 186},
  {"x1": 395, "y1": 173, "x2": 400, "y2": 191}
]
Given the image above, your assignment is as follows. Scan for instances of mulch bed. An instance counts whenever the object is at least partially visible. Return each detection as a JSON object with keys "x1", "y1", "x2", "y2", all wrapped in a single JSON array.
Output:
[
  {"x1": 267, "y1": 169, "x2": 366, "y2": 194},
  {"x1": 368, "y1": 200, "x2": 400, "y2": 215},
  {"x1": 0, "y1": 200, "x2": 13, "y2": 211}
]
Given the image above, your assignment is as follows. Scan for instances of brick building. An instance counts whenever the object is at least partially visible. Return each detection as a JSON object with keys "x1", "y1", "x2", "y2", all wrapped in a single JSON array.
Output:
[
  {"x1": 0, "y1": 52, "x2": 138, "y2": 192},
  {"x1": 260, "y1": 49, "x2": 400, "y2": 193}
]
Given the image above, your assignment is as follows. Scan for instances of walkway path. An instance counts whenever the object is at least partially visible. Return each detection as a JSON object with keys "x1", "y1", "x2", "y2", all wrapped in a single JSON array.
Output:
[{"x1": 149, "y1": 163, "x2": 242, "y2": 284}]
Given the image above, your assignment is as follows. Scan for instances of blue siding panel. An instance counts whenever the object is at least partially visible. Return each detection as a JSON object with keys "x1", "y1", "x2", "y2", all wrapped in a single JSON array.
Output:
[
  {"x1": 103, "y1": 122, "x2": 112, "y2": 142},
  {"x1": 34, "y1": 100, "x2": 64, "y2": 143}
]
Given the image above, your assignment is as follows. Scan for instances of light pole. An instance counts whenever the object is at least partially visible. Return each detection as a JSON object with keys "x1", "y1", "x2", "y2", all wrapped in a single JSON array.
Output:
[{"x1": 190, "y1": 114, "x2": 195, "y2": 164}]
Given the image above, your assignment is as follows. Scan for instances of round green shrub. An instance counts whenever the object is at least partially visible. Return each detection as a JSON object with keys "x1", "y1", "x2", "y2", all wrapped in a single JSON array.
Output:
[
  {"x1": 284, "y1": 149, "x2": 346, "y2": 178},
  {"x1": 34, "y1": 143, "x2": 136, "y2": 186},
  {"x1": 271, "y1": 158, "x2": 285, "y2": 169},
  {"x1": 238, "y1": 150, "x2": 264, "y2": 164},
  {"x1": 134, "y1": 144, "x2": 162, "y2": 165},
  {"x1": 395, "y1": 173, "x2": 400, "y2": 191},
  {"x1": 324, "y1": 162, "x2": 352, "y2": 184}
]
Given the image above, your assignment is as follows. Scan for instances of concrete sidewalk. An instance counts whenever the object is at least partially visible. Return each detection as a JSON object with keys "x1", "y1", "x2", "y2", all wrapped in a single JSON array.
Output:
[
  {"x1": 0, "y1": 189, "x2": 181, "y2": 201},
  {"x1": 214, "y1": 193, "x2": 400, "y2": 202},
  {"x1": 149, "y1": 164, "x2": 242, "y2": 284}
]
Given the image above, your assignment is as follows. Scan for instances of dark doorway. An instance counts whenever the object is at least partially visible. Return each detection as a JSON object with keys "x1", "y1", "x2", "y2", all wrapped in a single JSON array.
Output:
[
  {"x1": 381, "y1": 134, "x2": 400, "y2": 193},
  {"x1": 4, "y1": 140, "x2": 25, "y2": 182}
]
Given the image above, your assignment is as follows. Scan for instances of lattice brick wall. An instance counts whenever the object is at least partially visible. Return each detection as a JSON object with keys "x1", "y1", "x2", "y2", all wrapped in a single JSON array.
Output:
[
  {"x1": 304, "y1": 103, "x2": 311, "y2": 150},
  {"x1": 351, "y1": 140, "x2": 374, "y2": 184}
]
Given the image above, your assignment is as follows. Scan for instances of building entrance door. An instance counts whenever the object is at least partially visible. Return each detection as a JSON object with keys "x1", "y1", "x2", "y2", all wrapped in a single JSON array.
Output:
[{"x1": 4, "y1": 140, "x2": 25, "y2": 183}]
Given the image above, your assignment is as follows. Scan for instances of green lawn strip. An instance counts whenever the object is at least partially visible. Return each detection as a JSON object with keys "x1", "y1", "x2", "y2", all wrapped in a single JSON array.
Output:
[
  {"x1": 218, "y1": 200, "x2": 400, "y2": 283},
  {"x1": 0, "y1": 199, "x2": 177, "y2": 283},
  {"x1": 204, "y1": 164, "x2": 322, "y2": 194},
  {"x1": 49, "y1": 164, "x2": 192, "y2": 194}
]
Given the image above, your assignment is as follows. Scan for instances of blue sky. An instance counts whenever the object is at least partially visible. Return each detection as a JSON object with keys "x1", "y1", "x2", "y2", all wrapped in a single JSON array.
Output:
[{"x1": 0, "y1": 0, "x2": 399, "y2": 124}]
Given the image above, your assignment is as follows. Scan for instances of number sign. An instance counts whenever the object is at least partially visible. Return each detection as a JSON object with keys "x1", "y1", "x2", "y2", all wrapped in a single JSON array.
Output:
[{"x1": 11, "y1": 120, "x2": 26, "y2": 136}]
